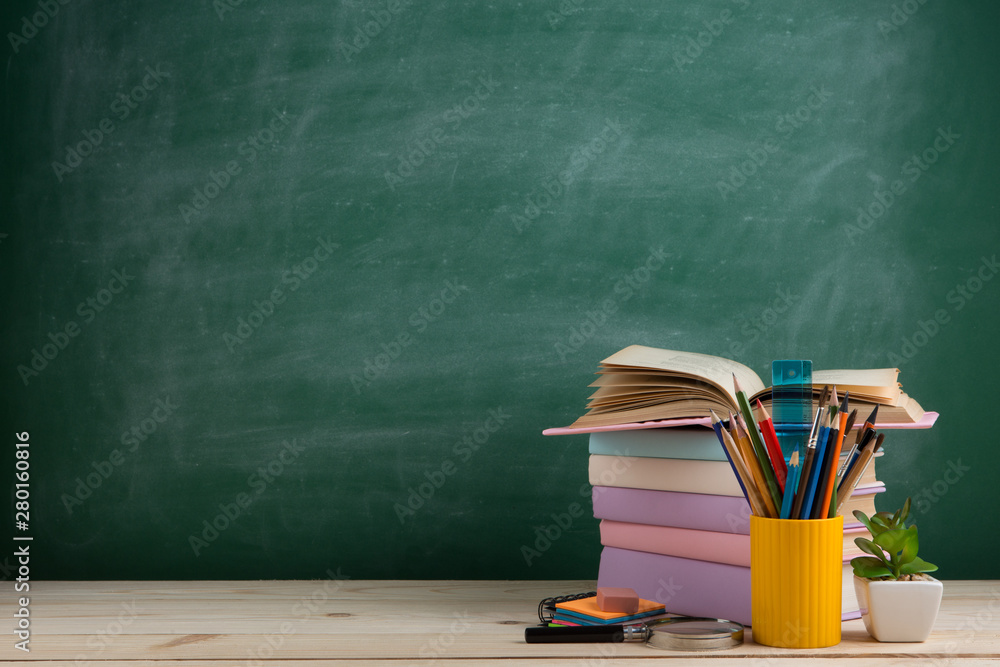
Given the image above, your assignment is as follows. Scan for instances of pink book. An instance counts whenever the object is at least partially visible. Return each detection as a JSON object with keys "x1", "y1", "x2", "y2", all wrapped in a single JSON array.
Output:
[
  {"x1": 597, "y1": 547, "x2": 861, "y2": 626},
  {"x1": 591, "y1": 485, "x2": 883, "y2": 534},
  {"x1": 599, "y1": 520, "x2": 869, "y2": 568}
]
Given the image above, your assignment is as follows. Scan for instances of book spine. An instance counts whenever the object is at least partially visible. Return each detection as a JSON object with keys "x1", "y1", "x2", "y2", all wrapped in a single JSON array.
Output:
[
  {"x1": 598, "y1": 520, "x2": 869, "y2": 568},
  {"x1": 600, "y1": 520, "x2": 752, "y2": 567},
  {"x1": 588, "y1": 430, "x2": 728, "y2": 461},
  {"x1": 588, "y1": 455, "x2": 744, "y2": 496},
  {"x1": 597, "y1": 547, "x2": 860, "y2": 626},
  {"x1": 597, "y1": 546, "x2": 753, "y2": 625},
  {"x1": 591, "y1": 486, "x2": 752, "y2": 533},
  {"x1": 590, "y1": 486, "x2": 883, "y2": 534}
]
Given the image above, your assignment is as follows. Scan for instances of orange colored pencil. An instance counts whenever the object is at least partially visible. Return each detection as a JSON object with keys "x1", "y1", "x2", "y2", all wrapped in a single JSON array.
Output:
[
  {"x1": 818, "y1": 396, "x2": 849, "y2": 519},
  {"x1": 732, "y1": 413, "x2": 779, "y2": 518}
]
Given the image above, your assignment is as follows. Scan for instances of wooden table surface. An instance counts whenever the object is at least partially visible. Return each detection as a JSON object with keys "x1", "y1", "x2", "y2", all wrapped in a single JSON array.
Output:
[{"x1": 2, "y1": 580, "x2": 999, "y2": 664}]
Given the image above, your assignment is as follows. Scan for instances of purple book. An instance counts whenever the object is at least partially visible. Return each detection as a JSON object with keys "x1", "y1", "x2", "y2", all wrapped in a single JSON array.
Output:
[
  {"x1": 591, "y1": 485, "x2": 883, "y2": 534},
  {"x1": 597, "y1": 547, "x2": 861, "y2": 626}
]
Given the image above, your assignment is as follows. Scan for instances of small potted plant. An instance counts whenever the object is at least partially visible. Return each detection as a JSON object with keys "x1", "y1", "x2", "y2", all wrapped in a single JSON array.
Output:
[{"x1": 851, "y1": 497, "x2": 942, "y2": 642}]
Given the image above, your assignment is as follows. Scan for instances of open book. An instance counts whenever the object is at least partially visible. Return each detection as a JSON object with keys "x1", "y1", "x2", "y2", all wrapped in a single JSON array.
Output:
[{"x1": 567, "y1": 346, "x2": 926, "y2": 429}]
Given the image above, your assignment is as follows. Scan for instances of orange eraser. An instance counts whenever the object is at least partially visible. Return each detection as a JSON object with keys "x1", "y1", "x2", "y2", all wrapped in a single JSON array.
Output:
[{"x1": 596, "y1": 587, "x2": 639, "y2": 614}]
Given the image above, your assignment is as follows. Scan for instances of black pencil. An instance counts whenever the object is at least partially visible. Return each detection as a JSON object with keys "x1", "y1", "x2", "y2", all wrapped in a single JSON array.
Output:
[{"x1": 810, "y1": 393, "x2": 849, "y2": 519}]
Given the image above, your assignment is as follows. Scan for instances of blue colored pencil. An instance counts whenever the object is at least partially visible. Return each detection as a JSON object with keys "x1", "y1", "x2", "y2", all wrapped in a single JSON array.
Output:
[
  {"x1": 709, "y1": 410, "x2": 751, "y2": 508},
  {"x1": 800, "y1": 411, "x2": 831, "y2": 519},
  {"x1": 780, "y1": 446, "x2": 801, "y2": 519}
]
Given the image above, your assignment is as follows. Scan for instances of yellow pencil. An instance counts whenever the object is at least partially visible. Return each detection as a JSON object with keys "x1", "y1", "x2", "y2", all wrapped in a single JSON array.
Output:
[
  {"x1": 711, "y1": 411, "x2": 768, "y2": 517},
  {"x1": 733, "y1": 413, "x2": 779, "y2": 518}
]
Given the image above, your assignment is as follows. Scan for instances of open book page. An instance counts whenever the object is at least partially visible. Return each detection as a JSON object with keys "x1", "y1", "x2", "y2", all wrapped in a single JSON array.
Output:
[
  {"x1": 599, "y1": 346, "x2": 766, "y2": 405},
  {"x1": 587, "y1": 387, "x2": 722, "y2": 413},
  {"x1": 812, "y1": 369, "x2": 900, "y2": 402},
  {"x1": 588, "y1": 374, "x2": 719, "y2": 402}
]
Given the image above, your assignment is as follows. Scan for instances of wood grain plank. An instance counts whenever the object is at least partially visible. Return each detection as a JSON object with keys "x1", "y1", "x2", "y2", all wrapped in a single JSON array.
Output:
[{"x1": 1, "y1": 580, "x2": 997, "y2": 662}]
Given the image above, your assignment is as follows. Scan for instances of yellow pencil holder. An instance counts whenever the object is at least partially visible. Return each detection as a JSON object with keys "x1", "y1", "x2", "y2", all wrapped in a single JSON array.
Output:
[{"x1": 750, "y1": 515, "x2": 843, "y2": 648}]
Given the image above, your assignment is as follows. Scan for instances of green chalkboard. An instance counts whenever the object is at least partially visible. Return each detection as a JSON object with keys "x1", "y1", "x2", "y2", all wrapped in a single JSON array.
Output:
[{"x1": 2, "y1": 0, "x2": 998, "y2": 581}]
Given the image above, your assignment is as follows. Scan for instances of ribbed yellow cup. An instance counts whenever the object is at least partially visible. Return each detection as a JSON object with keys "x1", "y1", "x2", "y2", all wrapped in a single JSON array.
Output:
[{"x1": 750, "y1": 515, "x2": 843, "y2": 648}]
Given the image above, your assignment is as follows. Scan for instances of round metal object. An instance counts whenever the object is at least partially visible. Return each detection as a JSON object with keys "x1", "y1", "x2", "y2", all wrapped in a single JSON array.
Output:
[{"x1": 644, "y1": 617, "x2": 744, "y2": 651}]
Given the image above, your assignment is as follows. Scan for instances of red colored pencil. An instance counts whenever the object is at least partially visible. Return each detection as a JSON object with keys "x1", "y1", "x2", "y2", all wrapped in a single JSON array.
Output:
[{"x1": 755, "y1": 399, "x2": 787, "y2": 493}]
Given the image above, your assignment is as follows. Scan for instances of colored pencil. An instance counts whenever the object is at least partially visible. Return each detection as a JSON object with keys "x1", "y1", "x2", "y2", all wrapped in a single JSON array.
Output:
[
  {"x1": 790, "y1": 402, "x2": 824, "y2": 520},
  {"x1": 801, "y1": 408, "x2": 832, "y2": 519},
  {"x1": 835, "y1": 433, "x2": 884, "y2": 514},
  {"x1": 854, "y1": 405, "x2": 880, "y2": 447},
  {"x1": 733, "y1": 374, "x2": 782, "y2": 510},
  {"x1": 710, "y1": 410, "x2": 768, "y2": 517},
  {"x1": 838, "y1": 427, "x2": 877, "y2": 495},
  {"x1": 755, "y1": 399, "x2": 787, "y2": 493},
  {"x1": 828, "y1": 408, "x2": 857, "y2": 518},
  {"x1": 734, "y1": 413, "x2": 779, "y2": 518},
  {"x1": 816, "y1": 392, "x2": 850, "y2": 520},
  {"x1": 835, "y1": 409, "x2": 859, "y2": 480},
  {"x1": 780, "y1": 447, "x2": 801, "y2": 519},
  {"x1": 729, "y1": 413, "x2": 759, "y2": 492},
  {"x1": 839, "y1": 404, "x2": 878, "y2": 483},
  {"x1": 838, "y1": 430, "x2": 879, "y2": 499},
  {"x1": 709, "y1": 410, "x2": 750, "y2": 502}
]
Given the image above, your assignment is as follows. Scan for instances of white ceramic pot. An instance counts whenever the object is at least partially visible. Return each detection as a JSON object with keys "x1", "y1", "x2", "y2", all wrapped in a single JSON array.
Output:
[{"x1": 853, "y1": 575, "x2": 943, "y2": 642}]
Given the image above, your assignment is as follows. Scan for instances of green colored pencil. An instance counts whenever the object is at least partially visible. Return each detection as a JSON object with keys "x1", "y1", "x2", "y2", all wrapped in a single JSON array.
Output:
[{"x1": 733, "y1": 373, "x2": 782, "y2": 511}]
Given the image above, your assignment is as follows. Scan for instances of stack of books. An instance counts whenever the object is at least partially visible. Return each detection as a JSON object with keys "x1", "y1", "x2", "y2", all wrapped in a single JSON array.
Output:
[
  {"x1": 545, "y1": 346, "x2": 937, "y2": 626},
  {"x1": 588, "y1": 427, "x2": 883, "y2": 624}
]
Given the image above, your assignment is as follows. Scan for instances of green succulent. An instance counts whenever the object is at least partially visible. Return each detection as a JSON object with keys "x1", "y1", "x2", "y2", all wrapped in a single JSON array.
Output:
[{"x1": 850, "y1": 497, "x2": 938, "y2": 580}]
